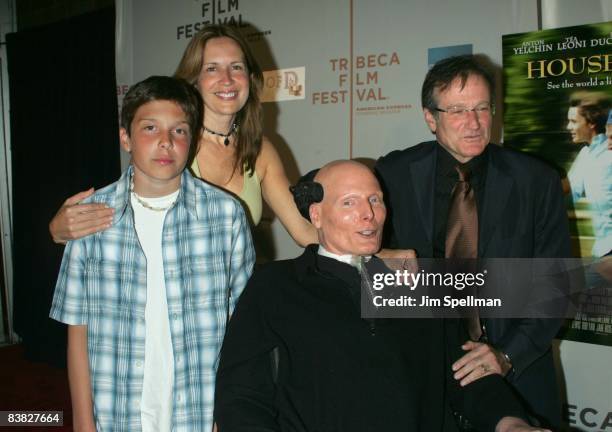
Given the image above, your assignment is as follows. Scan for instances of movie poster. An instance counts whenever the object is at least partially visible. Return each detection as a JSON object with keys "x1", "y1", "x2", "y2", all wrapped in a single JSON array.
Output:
[{"x1": 503, "y1": 21, "x2": 612, "y2": 346}]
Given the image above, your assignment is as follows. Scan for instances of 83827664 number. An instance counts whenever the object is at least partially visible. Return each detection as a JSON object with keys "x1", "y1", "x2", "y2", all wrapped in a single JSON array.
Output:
[{"x1": 0, "y1": 411, "x2": 63, "y2": 426}]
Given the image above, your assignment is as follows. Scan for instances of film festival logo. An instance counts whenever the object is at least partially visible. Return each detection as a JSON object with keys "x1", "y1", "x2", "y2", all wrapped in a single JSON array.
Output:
[
  {"x1": 262, "y1": 67, "x2": 306, "y2": 103},
  {"x1": 177, "y1": 0, "x2": 245, "y2": 40},
  {"x1": 311, "y1": 52, "x2": 412, "y2": 115}
]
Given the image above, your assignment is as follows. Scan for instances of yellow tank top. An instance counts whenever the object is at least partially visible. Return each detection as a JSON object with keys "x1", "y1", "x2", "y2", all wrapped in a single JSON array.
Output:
[{"x1": 190, "y1": 160, "x2": 262, "y2": 225}]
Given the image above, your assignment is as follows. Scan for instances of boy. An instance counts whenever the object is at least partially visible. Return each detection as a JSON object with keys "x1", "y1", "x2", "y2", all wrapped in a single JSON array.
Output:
[
  {"x1": 50, "y1": 76, "x2": 255, "y2": 431},
  {"x1": 566, "y1": 91, "x2": 612, "y2": 257}
]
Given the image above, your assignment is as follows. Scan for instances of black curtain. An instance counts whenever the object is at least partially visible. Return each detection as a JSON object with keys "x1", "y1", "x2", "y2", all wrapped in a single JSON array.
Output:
[{"x1": 7, "y1": 7, "x2": 120, "y2": 366}]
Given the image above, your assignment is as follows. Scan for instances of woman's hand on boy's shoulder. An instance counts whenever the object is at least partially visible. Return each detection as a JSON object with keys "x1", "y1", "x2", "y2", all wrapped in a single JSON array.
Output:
[{"x1": 49, "y1": 188, "x2": 114, "y2": 244}]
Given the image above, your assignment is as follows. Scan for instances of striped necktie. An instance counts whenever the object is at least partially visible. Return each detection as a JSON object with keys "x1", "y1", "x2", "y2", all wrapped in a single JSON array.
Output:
[{"x1": 445, "y1": 165, "x2": 483, "y2": 341}]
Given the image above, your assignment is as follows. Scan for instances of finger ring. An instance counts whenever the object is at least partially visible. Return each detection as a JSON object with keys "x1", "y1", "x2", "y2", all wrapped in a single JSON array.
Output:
[{"x1": 480, "y1": 364, "x2": 491, "y2": 373}]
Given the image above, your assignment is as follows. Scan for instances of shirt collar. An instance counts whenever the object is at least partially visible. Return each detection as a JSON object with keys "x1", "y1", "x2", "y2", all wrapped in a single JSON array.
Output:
[
  {"x1": 317, "y1": 245, "x2": 370, "y2": 268},
  {"x1": 436, "y1": 143, "x2": 488, "y2": 180},
  {"x1": 588, "y1": 133, "x2": 608, "y2": 156}
]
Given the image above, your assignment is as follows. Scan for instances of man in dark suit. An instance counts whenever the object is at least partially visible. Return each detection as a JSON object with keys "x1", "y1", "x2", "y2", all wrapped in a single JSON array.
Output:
[
  {"x1": 214, "y1": 160, "x2": 549, "y2": 432},
  {"x1": 375, "y1": 55, "x2": 571, "y2": 429}
]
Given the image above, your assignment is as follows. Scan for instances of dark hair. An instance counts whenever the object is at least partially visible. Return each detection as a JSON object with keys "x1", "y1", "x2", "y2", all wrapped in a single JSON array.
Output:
[
  {"x1": 569, "y1": 91, "x2": 611, "y2": 134},
  {"x1": 421, "y1": 54, "x2": 495, "y2": 114},
  {"x1": 174, "y1": 24, "x2": 264, "y2": 176},
  {"x1": 290, "y1": 169, "x2": 322, "y2": 222},
  {"x1": 121, "y1": 76, "x2": 203, "y2": 166}
]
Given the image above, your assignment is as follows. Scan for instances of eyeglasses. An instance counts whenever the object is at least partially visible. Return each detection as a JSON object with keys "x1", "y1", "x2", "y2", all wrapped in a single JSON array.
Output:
[{"x1": 434, "y1": 102, "x2": 495, "y2": 118}]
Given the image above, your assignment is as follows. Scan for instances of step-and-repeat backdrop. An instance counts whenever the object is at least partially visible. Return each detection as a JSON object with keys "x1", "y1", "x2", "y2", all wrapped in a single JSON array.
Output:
[{"x1": 116, "y1": 1, "x2": 611, "y2": 430}]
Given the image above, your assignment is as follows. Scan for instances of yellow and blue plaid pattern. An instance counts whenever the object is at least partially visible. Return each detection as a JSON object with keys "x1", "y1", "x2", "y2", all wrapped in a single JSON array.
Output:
[{"x1": 50, "y1": 166, "x2": 255, "y2": 431}]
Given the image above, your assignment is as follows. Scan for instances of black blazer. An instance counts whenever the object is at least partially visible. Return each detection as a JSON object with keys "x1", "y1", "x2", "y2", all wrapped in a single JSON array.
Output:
[
  {"x1": 375, "y1": 140, "x2": 572, "y2": 428},
  {"x1": 215, "y1": 246, "x2": 527, "y2": 432}
]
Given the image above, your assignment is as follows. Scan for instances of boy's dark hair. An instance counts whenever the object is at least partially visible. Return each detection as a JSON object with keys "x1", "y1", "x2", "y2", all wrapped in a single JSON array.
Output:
[
  {"x1": 121, "y1": 76, "x2": 203, "y2": 164},
  {"x1": 421, "y1": 54, "x2": 495, "y2": 114},
  {"x1": 569, "y1": 91, "x2": 611, "y2": 134}
]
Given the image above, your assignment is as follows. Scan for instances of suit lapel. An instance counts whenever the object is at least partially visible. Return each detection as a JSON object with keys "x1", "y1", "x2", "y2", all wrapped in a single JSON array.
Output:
[
  {"x1": 479, "y1": 146, "x2": 514, "y2": 256},
  {"x1": 409, "y1": 145, "x2": 436, "y2": 253}
]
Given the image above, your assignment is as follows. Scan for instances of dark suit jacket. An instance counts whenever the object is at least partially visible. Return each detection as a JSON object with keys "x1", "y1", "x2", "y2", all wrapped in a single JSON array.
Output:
[
  {"x1": 215, "y1": 246, "x2": 527, "y2": 432},
  {"x1": 375, "y1": 140, "x2": 572, "y2": 428}
]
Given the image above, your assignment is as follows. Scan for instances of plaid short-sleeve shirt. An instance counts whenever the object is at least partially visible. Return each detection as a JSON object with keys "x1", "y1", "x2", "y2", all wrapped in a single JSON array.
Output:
[{"x1": 50, "y1": 166, "x2": 255, "y2": 431}]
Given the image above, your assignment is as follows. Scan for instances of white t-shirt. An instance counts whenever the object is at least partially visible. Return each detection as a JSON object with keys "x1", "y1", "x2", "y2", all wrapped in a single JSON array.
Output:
[{"x1": 132, "y1": 190, "x2": 179, "y2": 432}]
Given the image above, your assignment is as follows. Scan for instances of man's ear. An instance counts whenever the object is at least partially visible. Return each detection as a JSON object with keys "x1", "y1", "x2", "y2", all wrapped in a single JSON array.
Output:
[
  {"x1": 423, "y1": 108, "x2": 437, "y2": 134},
  {"x1": 119, "y1": 127, "x2": 131, "y2": 152},
  {"x1": 310, "y1": 203, "x2": 322, "y2": 229}
]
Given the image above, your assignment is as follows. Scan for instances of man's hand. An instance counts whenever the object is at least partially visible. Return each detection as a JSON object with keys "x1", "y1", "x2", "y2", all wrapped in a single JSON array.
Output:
[
  {"x1": 49, "y1": 188, "x2": 114, "y2": 244},
  {"x1": 452, "y1": 341, "x2": 512, "y2": 386},
  {"x1": 496, "y1": 416, "x2": 550, "y2": 432},
  {"x1": 376, "y1": 248, "x2": 418, "y2": 272}
]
